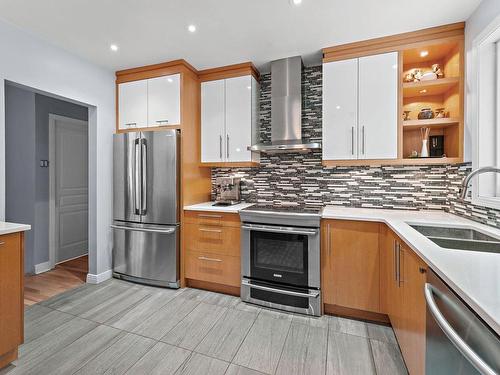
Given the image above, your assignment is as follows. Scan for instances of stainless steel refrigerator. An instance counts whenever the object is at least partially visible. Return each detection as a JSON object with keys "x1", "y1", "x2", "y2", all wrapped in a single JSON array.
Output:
[{"x1": 112, "y1": 129, "x2": 180, "y2": 288}]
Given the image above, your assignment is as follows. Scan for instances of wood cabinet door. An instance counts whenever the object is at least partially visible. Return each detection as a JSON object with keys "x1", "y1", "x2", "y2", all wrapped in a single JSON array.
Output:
[
  {"x1": 0, "y1": 233, "x2": 23, "y2": 355},
  {"x1": 322, "y1": 59, "x2": 359, "y2": 160},
  {"x1": 379, "y1": 225, "x2": 398, "y2": 316},
  {"x1": 147, "y1": 74, "x2": 180, "y2": 127},
  {"x1": 401, "y1": 245, "x2": 427, "y2": 375},
  {"x1": 118, "y1": 80, "x2": 148, "y2": 129},
  {"x1": 321, "y1": 220, "x2": 334, "y2": 305},
  {"x1": 201, "y1": 80, "x2": 225, "y2": 163},
  {"x1": 358, "y1": 52, "x2": 398, "y2": 160},
  {"x1": 328, "y1": 220, "x2": 380, "y2": 312},
  {"x1": 225, "y1": 75, "x2": 252, "y2": 162}
]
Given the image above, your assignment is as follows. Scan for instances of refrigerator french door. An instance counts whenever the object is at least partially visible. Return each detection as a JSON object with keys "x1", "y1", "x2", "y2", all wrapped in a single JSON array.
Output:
[{"x1": 112, "y1": 130, "x2": 180, "y2": 288}]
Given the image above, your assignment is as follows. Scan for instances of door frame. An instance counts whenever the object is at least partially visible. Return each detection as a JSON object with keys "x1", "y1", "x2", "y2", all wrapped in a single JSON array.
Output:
[{"x1": 48, "y1": 113, "x2": 89, "y2": 269}]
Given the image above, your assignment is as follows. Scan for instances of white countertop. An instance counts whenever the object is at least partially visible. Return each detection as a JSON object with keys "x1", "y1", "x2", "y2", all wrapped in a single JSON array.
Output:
[
  {"x1": 184, "y1": 201, "x2": 254, "y2": 213},
  {"x1": 323, "y1": 206, "x2": 500, "y2": 335},
  {"x1": 0, "y1": 221, "x2": 31, "y2": 235}
]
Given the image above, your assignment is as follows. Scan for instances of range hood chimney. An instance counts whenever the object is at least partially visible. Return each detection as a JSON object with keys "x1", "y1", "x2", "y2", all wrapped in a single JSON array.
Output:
[{"x1": 249, "y1": 56, "x2": 321, "y2": 153}]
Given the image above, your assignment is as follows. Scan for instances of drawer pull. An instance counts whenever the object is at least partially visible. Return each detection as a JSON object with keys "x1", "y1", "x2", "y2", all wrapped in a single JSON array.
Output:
[
  {"x1": 0, "y1": 241, "x2": 4, "y2": 245},
  {"x1": 199, "y1": 228, "x2": 222, "y2": 233},
  {"x1": 198, "y1": 256, "x2": 222, "y2": 263},
  {"x1": 197, "y1": 214, "x2": 222, "y2": 219},
  {"x1": 124, "y1": 122, "x2": 137, "y2": 127}
]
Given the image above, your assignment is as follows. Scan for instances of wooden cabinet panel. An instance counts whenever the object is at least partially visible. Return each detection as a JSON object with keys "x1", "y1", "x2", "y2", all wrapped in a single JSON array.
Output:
[
  {"x1": 184, "y1": 223, "x2": 240, "y2": 257},
  {"x1": 184, "y1": 210, "x2": 241, "y2": 228},
  {"x1": 185, "y1": 251, "x2": 240, "y2": 287},
  {"x1": 323, "y1": 220, "x2": 380, "y2": 312},
  {"x1": 0, "y1": 233, "x2": 23, "y2": 356}
]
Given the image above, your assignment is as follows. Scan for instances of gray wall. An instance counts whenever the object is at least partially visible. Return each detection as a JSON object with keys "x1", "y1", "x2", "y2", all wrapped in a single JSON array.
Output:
[
  {"x1": 34, "y1": 94, "x2": 88, "y2": 268},
  {"x1": 5, "y1": 84, "x2": 36, "y2": 273}
]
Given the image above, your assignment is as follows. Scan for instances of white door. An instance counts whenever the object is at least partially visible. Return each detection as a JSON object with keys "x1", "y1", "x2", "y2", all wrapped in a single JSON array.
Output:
[
  {"x1": 225, "y1": 75, "x2": 252, "y2": 162},
  {"x1": 358, "y1": 52, "x2": 398, "y2": 160},
  {"x1": 51, "y1": 116, "x2": 88, "y2": 264},
  {"x1": 118, "y1": 80, "x2": 148, "y2": 129},
  {"x1": 148, "y1": 74, "x2": 180, "y2": 127},
  {"x1": 201, "y1": 79, "x2": 225, "y2": 163},
  {"x1": 322, "y1": 58, "x2": 359, "y2": 160}
]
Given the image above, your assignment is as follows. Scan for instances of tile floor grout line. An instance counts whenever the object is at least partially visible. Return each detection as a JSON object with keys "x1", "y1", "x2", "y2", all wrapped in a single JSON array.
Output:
[
  {"x1": 272, "y1": 317, "x2": 293, "y2": 375},
  {"x1": 367, "y1": 337, "x2": 379, "y2": 375}
]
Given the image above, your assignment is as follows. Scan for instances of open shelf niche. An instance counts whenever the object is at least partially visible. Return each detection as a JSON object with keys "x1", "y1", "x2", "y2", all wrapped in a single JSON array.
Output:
[{"x1": 400, "y1": 39, "x2": 463, "y2": 163}]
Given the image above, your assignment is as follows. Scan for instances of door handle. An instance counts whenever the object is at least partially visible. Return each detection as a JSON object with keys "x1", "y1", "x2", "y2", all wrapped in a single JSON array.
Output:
[
  {"x1": 198, "y1": 256, "x2": 222, "y2": 262},
  {"x1": 134, "y1": 139, "x2": 141, "y2": 215},
  {"x1": 141, "y1": 138, "x2": 147, "y2": 215},
  {"x1": 199, "y1": 228, "x2": 222, "y2": 233},
  {"x1": 242, "y1": 279, "x2": 320, "y2": 298},
  {"x1": 351, "y1": 126, "x2": 355, "y2": 155},
  {"x1": 111, "y1": 224, "x2": 176, "y2": 234},
  {"x1": 125, "y1": 122, "x2": 137, "y2": 127},
  {"x1": 226, "y1": 134, "x2": 230, "y2": 159},
  {"x1": 424, "y1": 284, "x2": 497, "y2": 375},
  {"x1": 155, "y1": 119, "x2": 169, "y2": 124},
  {"x1": 219, "y1": 135, "x2": 223, "y2": 159},
  {"x1": 362, "y1": 125, "x2": 366, "y2": 155}
]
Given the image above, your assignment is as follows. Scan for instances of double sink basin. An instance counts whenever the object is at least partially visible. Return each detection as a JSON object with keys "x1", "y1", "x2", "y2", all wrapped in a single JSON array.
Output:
[{"x1": 410, "y1": 224, "x2": 500, "y2": 254}]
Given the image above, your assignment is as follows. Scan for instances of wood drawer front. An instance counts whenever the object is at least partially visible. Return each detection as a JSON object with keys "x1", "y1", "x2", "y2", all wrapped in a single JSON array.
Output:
[
  {"x1": 185, "y1": 223, "x2": 240, "y2": 257},
  {"x1": 0, "y1": 233, "x2": 23, "y2": 355},
  {"x1": 184, "y1": 210, "x2": 240, "y2": 227},
  {"x1": 185, "y1": 251, "x2": 240, "y2": 287}
]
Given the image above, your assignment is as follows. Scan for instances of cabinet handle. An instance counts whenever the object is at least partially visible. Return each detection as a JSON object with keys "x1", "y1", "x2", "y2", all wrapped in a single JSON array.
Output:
[
  {"x1": 219, "y1": 135, "x2": 223, "y2": 159},
  {"x1": 362, "y1": 126, "x2": 365, "y2": 155},
  {"x1": 351, "y1": 126, "x2": 355, "y2": 155},
  {"x1": 198, "y1": 256, "x2": 222, "y2": 263},
  {"x1": 0, "y1": 242, "x2": 5, "y2": 245},
  {"x1": 156, "y1": 119, "x2": 169, "y2": 124},
  {"x1": 198, "y1": 214, "x2": 222, "y2": 219},
  {"x1": 226, "y1": 134, "x2": 230, "y2": 159},
  {"x1": 125, "y1": 122, "x2": 137, "y2": 127},
  {"x1": 199, "y1": 228, "x2": 222, "y2": 233}
]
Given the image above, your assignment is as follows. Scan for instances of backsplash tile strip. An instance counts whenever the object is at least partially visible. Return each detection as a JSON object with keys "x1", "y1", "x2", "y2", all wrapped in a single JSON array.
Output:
[{"x1": 212, "y1": 66, "x2": 500, "y2": 228}]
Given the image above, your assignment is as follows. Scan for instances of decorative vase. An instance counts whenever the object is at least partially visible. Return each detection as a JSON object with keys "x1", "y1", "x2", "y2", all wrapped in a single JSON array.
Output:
[{"x1": 421, "y1": 139, "x2": 429, "y2": 157}]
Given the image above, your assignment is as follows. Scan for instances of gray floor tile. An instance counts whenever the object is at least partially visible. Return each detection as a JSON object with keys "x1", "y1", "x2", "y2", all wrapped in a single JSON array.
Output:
[
  {"x1": 233, "y1": 312, "x2": 292, "y2": 374},
  {"x1": 23, "y1": 307, "x2": 74, "y2": 344},
  {"x1": 161, "y1": 302, "x2": 226, "y2": 350},
  {"x1": 195, "y1": 308, "x2": 258, "y2": 362},
  {"x1": 328, "y1": 316, "x2": 369, "y2": 338},
  {"x1": 201, "y1": 291, "x2": 240, "y2": 308},
  {"x1": 125, "y1": 342, "x2": 191, "y2": 375},
  {"x1": 370, "y1": 339, "x2": 408, "y2": 375},
  {"x1": 179, "y1": 287, "x2": 214, "y2": 302},
  {"x1": 106, "y1": 287, "x2": 184, "y2": 331},
  {"x1": 258, "y1": 308, "x2": 294, "y2": 321},
  {"x1": 39, "y1": 283, "x2": 97, "y2": 307},
  {"x1": 291, "y1": 313, "x2": 329, "y2": 328},
  {"x1": 326, "y1": 331, "x2": 376, "y2": 375},
  {"x1": 131, "y1": 295, "x2": 199, "y2": 339},
  {"x1": 24, "y1": 305, "x2": 52, "y2": 322},
  {"x1": 275, "y1": 322, "x2": 328, "y2": 375},
  {"x1": 225, "y1": 364, "x2": 266, "y2": 375},
  {"x1": 73, "y1": 332, "x2": 155, "y2": 375},
  {"x1": 20, "y1": 325, "x2": 123, "y2": 375},
  {"x1": 232, "y1": 301, "x2": 262, "y2": 313},
  {"x1": 174, "y1": 353, "x2": 229, "y2": 375},
  {"x1": 366, "y1": 322, "x2": 398, "y2": 345}
]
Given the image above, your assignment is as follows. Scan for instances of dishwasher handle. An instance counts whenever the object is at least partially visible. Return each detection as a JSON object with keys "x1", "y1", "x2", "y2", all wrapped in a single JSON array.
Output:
[{"x1": 424, "y1": 283, "x2": 497, "y2": 375}]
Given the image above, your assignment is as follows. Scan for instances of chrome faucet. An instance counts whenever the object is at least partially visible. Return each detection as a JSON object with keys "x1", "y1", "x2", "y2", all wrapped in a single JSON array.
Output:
[{"x1": 459, "y1": 166, "x2": 500, "y2": 200}]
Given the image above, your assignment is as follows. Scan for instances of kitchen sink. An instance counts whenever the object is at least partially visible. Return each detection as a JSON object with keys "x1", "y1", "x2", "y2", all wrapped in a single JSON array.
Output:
[{"x1": 409, "y1": 224, "x2": 500, "y2": 254}]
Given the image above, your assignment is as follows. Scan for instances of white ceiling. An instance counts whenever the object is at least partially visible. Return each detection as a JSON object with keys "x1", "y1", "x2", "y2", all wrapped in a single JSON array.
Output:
[{"x1": 0, "y1": 0, "x2": 481, "y2": 72}]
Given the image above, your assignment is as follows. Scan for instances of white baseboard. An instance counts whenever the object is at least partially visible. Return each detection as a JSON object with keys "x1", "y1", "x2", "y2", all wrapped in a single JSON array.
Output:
[
  {"x1": 34, "y1": 261, "x2": 52, "y2": 274},
  {"x1": 86, "y1": 270, "x2": 113, "y2": 284}
]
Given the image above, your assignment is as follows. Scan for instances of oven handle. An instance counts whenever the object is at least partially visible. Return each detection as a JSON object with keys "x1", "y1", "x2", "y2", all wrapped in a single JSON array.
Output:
[
  {"x1": 242, "y1": 279, "x2": 320, "y2": 298},
  {"x1": 241, "y1": 224, "x2": 318, "y2": 236},
  {"x1": 424, "y1": 283, "x2": 496, "y2": 375}
]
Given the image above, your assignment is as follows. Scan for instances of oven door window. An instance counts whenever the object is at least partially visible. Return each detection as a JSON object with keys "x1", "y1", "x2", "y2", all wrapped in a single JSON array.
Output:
[{"x1": 250, "y1": 230, "x2": 308, "y2": 287}]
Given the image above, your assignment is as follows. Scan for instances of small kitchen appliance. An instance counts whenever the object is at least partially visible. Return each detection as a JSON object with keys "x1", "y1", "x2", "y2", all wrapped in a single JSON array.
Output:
[
  {"x1": 213, "y1": 177, "x2": 241, "y2": 206},
  {"x1": 429, "y1": 135, "x2": 445, "y2": 157}
]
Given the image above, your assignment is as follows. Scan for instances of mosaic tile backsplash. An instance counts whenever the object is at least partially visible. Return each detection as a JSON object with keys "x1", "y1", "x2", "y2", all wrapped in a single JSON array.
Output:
[{"x1": 212, "y1": 66, "x2": 500, "y2": 228}]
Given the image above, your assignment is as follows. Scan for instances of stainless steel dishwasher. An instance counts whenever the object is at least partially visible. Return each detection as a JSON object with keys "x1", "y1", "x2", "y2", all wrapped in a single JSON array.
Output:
[{"x1": 425, "y1": 269, "x2": 500, "y2": 375}]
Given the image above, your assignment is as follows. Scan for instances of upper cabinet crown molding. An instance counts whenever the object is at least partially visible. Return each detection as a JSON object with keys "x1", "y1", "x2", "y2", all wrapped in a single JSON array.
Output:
[
  {"x1": 198, "y1": 62, "x2": 260, "y2": 83},
  {"x1": 116, "y1": 59, "x2": 198, "y2": 83}
]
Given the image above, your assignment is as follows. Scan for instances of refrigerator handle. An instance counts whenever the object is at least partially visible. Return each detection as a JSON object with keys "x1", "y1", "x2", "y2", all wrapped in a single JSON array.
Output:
[
  {"x1": 141, "y1": 138, "x2": 147, "y2": 215},
  {"x1": 134, "y1": 138, "x2": 141, "y2": 215}
]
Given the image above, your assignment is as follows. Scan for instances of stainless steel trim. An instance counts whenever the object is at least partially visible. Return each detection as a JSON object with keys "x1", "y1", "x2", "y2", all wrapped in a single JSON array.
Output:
[
  {"x1": 242, "y1": 279, "x2": 320, "y2": 298},
  {"x1": 425, "y1": 283, "x2": 497, "y2": 375},
  {"x1": 219, "y1": 135, "x2": 223, "y2": 159},
  {"x1": 198, "y1": 213, "x2": 222, "y2": 219},
  {"x1": 227, "y1": 134, "x2": 230, "y2": 158},
  {"x1": 134, "y1": 139, "x2": 141, "y2": 215},
  {"x1": 351, "y1": 126, "x2": 354, "y2": 155},
  {"x1": 198, "y1": 256, "x2": 222, "y2": 262},
  {"x1": 110, "y1": 224, "x2": 176, "y2": 234},
  {"x1": 248, "y1": 142, "x2": 322, "y2": 153},
  {"x1": 199, "y1": 228, "x2": 222, "y2": 233},
  {"x1": 155, "y1": 120, "x2": 169, "y2": 124},
  {"x1": 241, "y1": 223, "x2": 318, "y2": 236},
  {"x1": 141, "y1": 138, "x2": 147, "y2": 215},
  {"x1": 362, "y1": 125, "x2": 365, "y2": 155}
]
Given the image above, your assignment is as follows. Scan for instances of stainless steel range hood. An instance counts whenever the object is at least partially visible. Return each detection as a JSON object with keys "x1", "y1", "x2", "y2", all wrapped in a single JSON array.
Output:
[{"x1": 249, "y1": 56, "x2": 321, "y2": 154}]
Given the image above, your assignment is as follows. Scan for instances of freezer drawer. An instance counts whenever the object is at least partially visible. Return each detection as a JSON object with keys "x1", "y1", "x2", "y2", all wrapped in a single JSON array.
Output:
[{"x1": 112, "y1": 222, "x2": 179, "y2": 288}]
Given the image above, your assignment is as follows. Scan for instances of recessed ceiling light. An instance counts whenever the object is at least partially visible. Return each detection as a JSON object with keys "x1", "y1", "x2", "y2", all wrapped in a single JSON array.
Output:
[
  {"x1": 188, "y1": 24, "x2": 196, "y2": 33},
  {"x1": 110, "y1": 44, "x2": 118, "y2": 52},
  {"x1": 420, "y1": 50, "x2": 429, "y2": 58},
  {"x1": 291, "y1": 0, "x2": 302, "y2": 5}
]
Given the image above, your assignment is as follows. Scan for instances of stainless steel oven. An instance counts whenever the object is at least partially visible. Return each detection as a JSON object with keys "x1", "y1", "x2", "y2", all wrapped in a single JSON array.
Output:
[{"x1": 240, "y1": 207, "x2": 321, "y2": 316}]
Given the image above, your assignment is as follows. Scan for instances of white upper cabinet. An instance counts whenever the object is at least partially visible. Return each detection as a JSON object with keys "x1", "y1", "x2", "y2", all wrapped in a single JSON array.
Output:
[
  {"x1": 118, "y1": 80, "x2": 148, "y2": 129},
  {"x1": 147, "y1": 74, "x2": 180, "y2": 127},
  {"x1": 118, "y1": 73, "x2": 181, "y2": 130},
  {"x1": 322, "y1": 58, "x2": 358, "y2": 160},
  {"x1": 358, "y1": 52, "x2": 398, "y2": 159},
  {"x1": 225, "y1": 75, "x2": 252, "y2": 162},
  {"x1": 201, "y1": 75, "x2": 259, "y2": 164},
  {"x1": 322, "y1": 51, "x2": 398, "y2": 161},
  {"x1": 201, "y1": 80, "x2": 225, "y2": 163}
]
